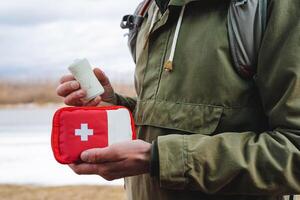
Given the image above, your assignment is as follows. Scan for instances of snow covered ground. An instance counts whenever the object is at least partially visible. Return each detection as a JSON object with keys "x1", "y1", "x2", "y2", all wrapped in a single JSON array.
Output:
[{"x1": 0, "y1": 106, "x2": 123, "y2": 186}]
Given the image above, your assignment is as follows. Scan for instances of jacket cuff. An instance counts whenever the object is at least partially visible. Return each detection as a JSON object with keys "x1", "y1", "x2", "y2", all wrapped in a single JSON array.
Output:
[
  {"x1": 150, "y1": 140, "x2": 159, "y2": 177},
  {"x1": 157, "y1": 134, "x2": 187, "y2": 189},
  {"x1": 114, "y1": 93, "x2": 137, "y2": 112}
]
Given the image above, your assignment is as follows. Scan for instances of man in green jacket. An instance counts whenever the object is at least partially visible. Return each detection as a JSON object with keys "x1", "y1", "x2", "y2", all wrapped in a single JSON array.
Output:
[{"x1": 56, "y1": 0, "x2": 300, "y2": 199}]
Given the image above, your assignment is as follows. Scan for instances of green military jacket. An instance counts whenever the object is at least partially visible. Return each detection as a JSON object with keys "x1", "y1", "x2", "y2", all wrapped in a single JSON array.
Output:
[{"x1": 116, "y1": 0, "x2": 300, "y2": 199}]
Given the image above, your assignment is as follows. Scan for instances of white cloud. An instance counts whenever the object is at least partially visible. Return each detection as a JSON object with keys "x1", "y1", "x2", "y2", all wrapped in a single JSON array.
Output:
[
  {"x1": 0, "y1": 0, "x2": 139, "y2": 25},
  {"x1": 0, "y1": 0, "x2": 141, "y2": 82}
]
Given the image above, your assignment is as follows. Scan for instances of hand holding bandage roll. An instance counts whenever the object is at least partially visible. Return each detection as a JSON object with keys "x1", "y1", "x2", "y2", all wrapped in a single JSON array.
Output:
[{"x1": 68, "y1": 58, "x2": 105, "y2": 101}]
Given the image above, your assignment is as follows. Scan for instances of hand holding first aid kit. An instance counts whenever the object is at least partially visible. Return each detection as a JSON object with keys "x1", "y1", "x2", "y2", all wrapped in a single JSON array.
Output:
[{"x1": 51, "y1": 59, "x2": 136, "y2": 164}]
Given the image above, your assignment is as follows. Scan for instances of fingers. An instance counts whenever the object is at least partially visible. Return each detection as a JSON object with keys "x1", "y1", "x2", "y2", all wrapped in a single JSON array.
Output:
[
  {"x1": 56, "y1": 80, "x2": 80, "y2": 97},
  {"x1": 58, "y1": 69, "x2": 111, "y2": 106},
  {"x1": 68, "y1": 99, "x2": 84, "y2": 107},
  {"x1": 64, "y1": 89, "x2": 86, "y2": 106},
  {"x1": 69, "y1": 161, "x2": 127, "y2": 181},
  {"x1": 59, "y1": 74, "x2": 75, "y2": 84},
  {"x1": 94, "y1": 68, "x2": 111, "y2": 87},
  {"x1": 69, "y1": 163, "x2": 99, "y2": 175},
  {"x1": 85, "y1": 96, "x2": 102, "y2": 107},
  {"x1": 80, "y1": 147, "x2": 125, "y2": 164}
]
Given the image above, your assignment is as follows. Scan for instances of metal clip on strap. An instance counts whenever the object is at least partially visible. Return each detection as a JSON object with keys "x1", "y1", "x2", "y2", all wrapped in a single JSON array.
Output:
[
  {"x1": 120, "y1": 15, "x2": 144, "y2": 30},
  {"x1": 120, "y1": 0, "x2": 153, "y2": 30}
]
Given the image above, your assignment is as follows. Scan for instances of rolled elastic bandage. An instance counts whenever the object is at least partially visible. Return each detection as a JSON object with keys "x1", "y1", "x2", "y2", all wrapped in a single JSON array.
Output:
[{"x1": 68, "y1": 58, "x2": 104, "y2": 101}]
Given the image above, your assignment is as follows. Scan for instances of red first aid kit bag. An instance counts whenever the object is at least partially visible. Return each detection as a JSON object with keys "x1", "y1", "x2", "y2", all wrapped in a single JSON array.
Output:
[{"x1": 51, "y1": 106, "x2": 136, "y2": 164}]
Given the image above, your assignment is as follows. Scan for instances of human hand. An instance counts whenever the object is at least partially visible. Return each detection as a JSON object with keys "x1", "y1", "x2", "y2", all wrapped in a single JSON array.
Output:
[
  {"x1": 69, "y1": 140, "x2": 151, "y2": 181},
  {"x1": 56, "y1": 68, "x2": 117, "y2": 106}
]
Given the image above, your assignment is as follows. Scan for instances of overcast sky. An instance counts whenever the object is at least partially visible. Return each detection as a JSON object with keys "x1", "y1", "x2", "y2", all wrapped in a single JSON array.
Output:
[{"x1": 0, "y1": 0, "x2": 141, "y2": 82}]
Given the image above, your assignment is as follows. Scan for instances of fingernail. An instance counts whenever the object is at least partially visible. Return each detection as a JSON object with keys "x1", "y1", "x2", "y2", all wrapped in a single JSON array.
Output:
[
  {"x1": 81, "y1": 152, "x2": 89, "y2": 162},
  {"x1": 71, "y1": 82, "x2": 79, "y2": 89}
]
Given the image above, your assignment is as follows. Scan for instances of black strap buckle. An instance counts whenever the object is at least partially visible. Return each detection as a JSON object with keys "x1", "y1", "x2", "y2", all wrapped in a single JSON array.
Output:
[{"x1": 120, "y1": 15, "x2": 144, "y2": 30}]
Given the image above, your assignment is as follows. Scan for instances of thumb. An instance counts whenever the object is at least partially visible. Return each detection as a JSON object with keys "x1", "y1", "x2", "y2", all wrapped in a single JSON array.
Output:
[
  {"x1": 81, "y1": 148, "x2": 103, "y2": 163},
  {"x1": 93, "y1": 68, "x2": 111, "y2": 87},
  {"x1": 80, "y1": 147, "x2": 117, "y2": 163}
]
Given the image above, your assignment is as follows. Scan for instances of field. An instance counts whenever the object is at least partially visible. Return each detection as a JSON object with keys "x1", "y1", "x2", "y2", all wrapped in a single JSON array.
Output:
[
  {"x1": 0, "y1": 185, "x2": 298, "y2": 200},
  {"x1": 0, "y1": 80, "x2": 135, "y2": 105},
  {"x1": 0, "y1": 185, "x2": 126, "y2": 200}
]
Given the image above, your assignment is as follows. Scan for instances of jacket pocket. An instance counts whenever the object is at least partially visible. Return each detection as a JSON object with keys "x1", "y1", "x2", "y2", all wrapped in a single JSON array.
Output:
[{"x1": 134, "y1": 100, "x2": 223, "y2": 135}]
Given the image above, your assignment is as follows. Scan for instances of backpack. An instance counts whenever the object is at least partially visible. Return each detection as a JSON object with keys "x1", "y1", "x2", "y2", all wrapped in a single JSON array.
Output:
[{"x1": 121, "y1": 0, "x2": 268, "y2": 79}]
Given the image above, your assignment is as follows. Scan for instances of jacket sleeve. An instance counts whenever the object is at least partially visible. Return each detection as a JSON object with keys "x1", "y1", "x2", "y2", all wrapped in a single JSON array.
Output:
[
  {"x1": 115, "y1": 93, "x2": 137, "y2": 113},
  {"x1": 156, "y1": 0, "x2": 300, "y2": 195}
]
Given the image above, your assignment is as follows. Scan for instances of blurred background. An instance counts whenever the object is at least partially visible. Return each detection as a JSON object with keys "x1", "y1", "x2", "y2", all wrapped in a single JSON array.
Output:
[
  {"x1": 1, "y1": 1, "x2": 299, "y2": 200},
  {"x1": 0, "y1": 0, "x2": 140, "y2": 199}
]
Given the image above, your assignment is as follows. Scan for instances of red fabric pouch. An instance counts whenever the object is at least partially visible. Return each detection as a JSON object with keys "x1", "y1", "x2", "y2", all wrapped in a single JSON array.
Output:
[{"x1": 51, "y1": 106, "x2": 136, "y2": 164}]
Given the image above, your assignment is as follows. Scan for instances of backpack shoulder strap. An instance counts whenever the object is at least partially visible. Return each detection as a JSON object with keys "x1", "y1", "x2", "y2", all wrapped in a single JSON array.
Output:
[
  {"x1": 227, "y1": 0, "x2": 268, "y2": 79},
  {"x1": 120, "y1": 0, "x2": 153, "y2": 62}
]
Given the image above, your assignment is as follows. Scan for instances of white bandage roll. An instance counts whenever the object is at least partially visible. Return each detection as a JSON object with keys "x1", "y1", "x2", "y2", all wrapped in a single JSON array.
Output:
[{"x1": 68, "y1": 58, "x2": 105, "y2": 101}]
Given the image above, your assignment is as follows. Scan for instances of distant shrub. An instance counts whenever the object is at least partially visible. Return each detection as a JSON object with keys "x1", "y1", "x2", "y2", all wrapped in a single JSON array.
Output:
[{"x1": 0, "y1": 80, "x2": 135, "y2": 105}]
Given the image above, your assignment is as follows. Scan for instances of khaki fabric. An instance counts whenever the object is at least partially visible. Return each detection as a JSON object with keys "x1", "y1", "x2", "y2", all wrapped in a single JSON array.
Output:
[{"x1": 117, "y1": 0, "x2": 300, "y2": 199}]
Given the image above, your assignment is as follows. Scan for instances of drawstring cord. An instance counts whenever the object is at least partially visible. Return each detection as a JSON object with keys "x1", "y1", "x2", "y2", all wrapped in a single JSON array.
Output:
[
  {"x1": 143, "y1": 5, "x2": 186, "y2": 72},
  {"x1": 164, "y1": 5, "x2": 186, "y2": 72}
]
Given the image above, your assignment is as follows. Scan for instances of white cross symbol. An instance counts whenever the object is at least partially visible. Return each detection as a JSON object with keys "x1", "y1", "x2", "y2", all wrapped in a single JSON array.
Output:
[{"x1": 75, "y1": 123, "x2": 94, "y2": 141}]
